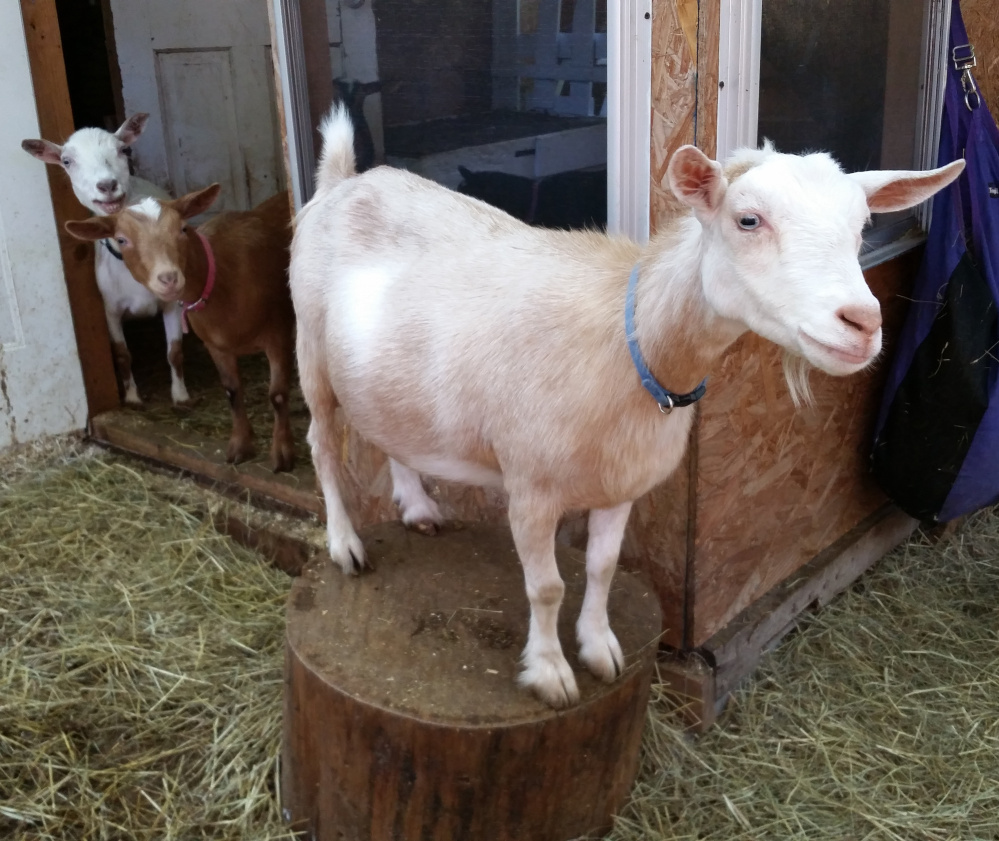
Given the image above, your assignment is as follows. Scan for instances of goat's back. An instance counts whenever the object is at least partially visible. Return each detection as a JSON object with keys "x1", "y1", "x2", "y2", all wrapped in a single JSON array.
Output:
[
  {"x1": 196, "y1": 191, "x2": 293, "y2": 347},
  {"x1": 291, "y1": 167, "x2": 691, "y2": 505}
]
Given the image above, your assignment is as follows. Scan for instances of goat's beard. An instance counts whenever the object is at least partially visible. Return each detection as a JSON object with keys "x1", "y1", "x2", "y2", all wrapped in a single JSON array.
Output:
[{"x1": 782, "y1": 351, "x2": 813, "y2": 408}]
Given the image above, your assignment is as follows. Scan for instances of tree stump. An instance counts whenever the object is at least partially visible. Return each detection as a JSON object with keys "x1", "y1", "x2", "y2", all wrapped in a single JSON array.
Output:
[{"x1": 282, "y1": 521, "x2": 662, "y2": 841}]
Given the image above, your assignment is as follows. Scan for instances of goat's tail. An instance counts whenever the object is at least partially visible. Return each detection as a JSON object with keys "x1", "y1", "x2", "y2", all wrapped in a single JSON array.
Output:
[{"x1": 315, "y1": 102, "x2": 356, "y2": 193}]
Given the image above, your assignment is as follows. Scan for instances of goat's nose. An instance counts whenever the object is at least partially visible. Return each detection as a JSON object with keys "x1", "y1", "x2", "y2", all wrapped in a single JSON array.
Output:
[
  {"x1": 97, "y1": 178, "x2": 118, "y2": 196},
  {"x1": 837, "y1": 304, "x2": 882, "y2": 337},
  {"x1": 158, "y1": 271, "x2": 179, "y2": 289}
]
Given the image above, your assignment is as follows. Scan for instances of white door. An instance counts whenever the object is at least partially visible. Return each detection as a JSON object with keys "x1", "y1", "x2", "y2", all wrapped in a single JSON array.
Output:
[
  {"x1": 110, "y1": 0, "x2": 285, "y2": 213},
  {"x1": 0, "y1": 6, "x2": 88, "y2": 449}
]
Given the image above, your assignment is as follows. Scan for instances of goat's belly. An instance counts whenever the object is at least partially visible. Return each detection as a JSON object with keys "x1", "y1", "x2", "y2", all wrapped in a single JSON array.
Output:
[{"x1": 407, "y1": 455, "x2": 504, "y2": 489}]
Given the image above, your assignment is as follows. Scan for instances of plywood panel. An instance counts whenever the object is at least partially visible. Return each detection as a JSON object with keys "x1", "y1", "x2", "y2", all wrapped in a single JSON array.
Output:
[
  {"x1": 963, "y1": 0, "x2": 999, "y2": 114},
  {"x1": 650, "y1": 0, "x2": 697, "y2": 230},
  {"x1": 621, "y1": 455, "x2": 690, "y2": 649},
  {"x1": 694, "y1": 0, "x2": 719, "y2": 157},
  {"x1": 689, "y1": 249, "x2": 921, "y2": 645}
]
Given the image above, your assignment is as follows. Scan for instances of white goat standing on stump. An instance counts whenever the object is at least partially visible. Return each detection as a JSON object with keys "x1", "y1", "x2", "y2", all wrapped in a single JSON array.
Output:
[
  {"x1": 291, "y1": 104, "x2": 963, "y2": 708},
  {"x1": 22, "y1": 114, "x2": 190, "y2": 406}
]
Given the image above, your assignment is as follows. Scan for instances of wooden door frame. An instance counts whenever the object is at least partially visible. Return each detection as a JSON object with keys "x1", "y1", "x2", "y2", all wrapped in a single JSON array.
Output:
[{"x1": 20, "y1": 0, "x2": 120, "y2": 419}]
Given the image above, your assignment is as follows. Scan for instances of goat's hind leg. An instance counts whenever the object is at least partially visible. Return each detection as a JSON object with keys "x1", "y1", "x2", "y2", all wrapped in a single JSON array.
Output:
[
  {"x1": 508, "y1": 492, "x2": 578, "y2": 708},
  {"x1": 105, "y1": 309, "x2": 141, "y2": 406},
  {"x1": 301, "y1": 368, "x2": 365, "y2": 573},
  {"x1": 576, "y1": 502, "x2": 632, "y2": 682},
  {"x1": 390, "y1": 459, "x2": 443, "y2": 534},
  {"x1": 205, "y1": 345, "x2": 255, "y2": 464},
  {"x1": 264, "y1": 334, "x2": 296, "y2": 473}
]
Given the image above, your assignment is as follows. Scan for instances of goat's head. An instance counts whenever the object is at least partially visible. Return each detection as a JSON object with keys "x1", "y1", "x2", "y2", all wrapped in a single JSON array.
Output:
[
  {"x1": 21, "y1": 114, "x2": 150, "y2": 216},
  {"x1": 64, "y1": 184, "x2": 221, "y2": 301},
  {"x1": 667, "y1": 143, "x2": 964, "y2": 380}
]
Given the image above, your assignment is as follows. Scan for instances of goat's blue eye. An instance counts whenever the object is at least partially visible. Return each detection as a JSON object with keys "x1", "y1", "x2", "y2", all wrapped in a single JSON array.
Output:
[
  {"x1": 738, "y1": 214, "x2": 760, "y2": 230},
  {"x1": 61, "y1": 158, "x2": 71, "y2": 167}
]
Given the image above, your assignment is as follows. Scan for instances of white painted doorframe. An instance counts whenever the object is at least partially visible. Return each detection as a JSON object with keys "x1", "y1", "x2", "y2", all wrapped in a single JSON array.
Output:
[{"x1": 0, "y1": 5, "x2": 88, "y2": 448}]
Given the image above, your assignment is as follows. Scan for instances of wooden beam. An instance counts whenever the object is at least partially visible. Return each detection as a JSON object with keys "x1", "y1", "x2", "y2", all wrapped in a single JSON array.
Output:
[
  {"x1": 694, "y1": 0, "x2": 720, "y2": 156},
  {"x1": 20, "y1": 0, "x2": 119, "y2": 417},
  {"x1": 702, "y1": 504, "x2": 918, "y2": 700},
  {"x1": 91, "y1": 409, "x2": 325, "y2": 517}
]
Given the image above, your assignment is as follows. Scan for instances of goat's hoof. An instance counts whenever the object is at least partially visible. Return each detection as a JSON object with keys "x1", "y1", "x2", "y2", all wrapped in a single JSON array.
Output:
[
  {"x1": 226, "y1": 441, "x2": 257, "y2": 465},
  {"x1": 171, "y1": 396, "x2": 201, "y2": 413},
  {"x1": 578, "y1": 630, "x2": 624, "y2": 683},
  {"x1": 271, "y1": 442, "x2": 296, "y2": 473},
  {"x1": 519, "y1": 654, "x2": 580, "y2": 709},
  {"x1": 329, "y1": 533, "x2": 368, "y2": 575},
  {"x1": 408, "y1": 520, "x2": 439, "y2": 536}
]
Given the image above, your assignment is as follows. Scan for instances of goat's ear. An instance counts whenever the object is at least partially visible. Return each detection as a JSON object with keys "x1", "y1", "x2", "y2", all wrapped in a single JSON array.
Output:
[
  {"x1": 850, "y1": 159, "x2": 965, "y2": 214},
  {"x1": 667, "y1": 146, "x2": 727, "y2": 216},
  {"x1": 21, "y1": 139, "x2": 63, "y2": 165},
  {"x1": 65, "y1": 217, "x2": 116, "y2": 242},
  {"x1": 116, "y1": 113, "x2": 150, "y2": 145},
  {"x1": 172, "y1": 183, "x2": 222, "y2": 219}
]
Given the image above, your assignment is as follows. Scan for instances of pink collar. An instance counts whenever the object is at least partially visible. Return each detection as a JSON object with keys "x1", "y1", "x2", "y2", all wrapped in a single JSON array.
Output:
[{"x1": 182, "y1": 229, "x2": 216, "y2": 333}]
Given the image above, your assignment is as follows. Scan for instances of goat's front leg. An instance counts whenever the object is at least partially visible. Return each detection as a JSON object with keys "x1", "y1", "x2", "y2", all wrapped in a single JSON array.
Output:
[
  {"x1": 205, "y1": 345, "x2": 255, "y2": 464},
  {"x1": 105, "y1": 308, "x2": 141, "y2": 406},
  {"x1": 577, "y1": 502, "x2": 632, "y2": 682},
  {"x1": 264, "y1": 335, "x2": 296, "y2": 473},
  {"x1": 508, "y1": 492, "x2": 578, "y2": 708},
  {"x1": 160, "y1": 304, "x2": 191, "y2": 405},
  {"x1": 390, "y1": 459, "x2": 442, "y2": 534}
]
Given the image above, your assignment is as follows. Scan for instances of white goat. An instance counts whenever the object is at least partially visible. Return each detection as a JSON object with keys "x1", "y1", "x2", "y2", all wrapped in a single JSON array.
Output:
[
  {"x1": 22, "y1": 114, "x2": 189, "y2": 406},
  {"x1": 291, "y1": 104, "x2": 963, "y2": 708}
]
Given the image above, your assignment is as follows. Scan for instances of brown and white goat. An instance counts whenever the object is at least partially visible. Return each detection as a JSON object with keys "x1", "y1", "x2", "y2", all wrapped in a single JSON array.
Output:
[
  {"x1": 66, "y1": 186, "x2": 297, "y2": 472},
  {"x1": 291, "y1": 103, "x2": 964, "y2": 708}
]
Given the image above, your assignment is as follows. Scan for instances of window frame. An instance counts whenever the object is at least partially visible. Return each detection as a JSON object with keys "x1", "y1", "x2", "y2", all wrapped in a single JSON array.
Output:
[
  {"x1": 272, "y1": 0, "x2": 650, "y2": 241},
  {"x1": 715, "y1": 0, "x2": 953, "y2": 269}
]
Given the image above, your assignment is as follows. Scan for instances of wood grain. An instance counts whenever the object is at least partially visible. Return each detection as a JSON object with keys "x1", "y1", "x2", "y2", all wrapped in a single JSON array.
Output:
[
  {"x1": 694, "y1": 0, "x2": 720, "y2": 156},
  {"x1": 689, "y1": 248, "x2": 922, "y2": 645},
  {"x1": 650, "y1": 0, "x2": 698, "y2": 230},
  {"x1": 282, "y1": 522, "x2": 661, "y2": 841},
  {"x1": 963, "y1": 0, "x2": 999, "y2": 114},
  {"x1": 20, "y1": 0, "x2": 119, "y2": 416}
]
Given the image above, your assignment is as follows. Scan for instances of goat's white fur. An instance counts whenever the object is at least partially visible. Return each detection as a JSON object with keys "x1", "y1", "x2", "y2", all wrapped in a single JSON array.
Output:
[
  {"x1": 22, "y1": 116, "x2": 188, "y2": 405},
  {"x1": 291, "y1": 103, "x2": 964, "y2": 707}
]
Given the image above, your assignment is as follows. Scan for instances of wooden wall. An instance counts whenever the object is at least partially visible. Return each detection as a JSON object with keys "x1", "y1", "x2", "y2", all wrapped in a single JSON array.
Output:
[{"x1": 964, "y1": 0, "x2": 998, "y2": 113}]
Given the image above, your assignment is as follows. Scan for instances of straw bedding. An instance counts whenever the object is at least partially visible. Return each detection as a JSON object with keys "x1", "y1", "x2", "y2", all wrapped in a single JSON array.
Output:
[{"x1": 2, "y1": 438, "x2": 998, "y2": 840}]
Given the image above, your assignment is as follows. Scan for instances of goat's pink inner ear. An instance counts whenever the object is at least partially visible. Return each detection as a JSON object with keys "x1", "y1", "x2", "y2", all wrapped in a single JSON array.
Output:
[
  {"x1": 667, "y1": 147, "x2": 725, "y2": 214},
  {"x1": 22, "y1": 139, "x2": 63, "y2": 166},
  {"x1": 852, "y1": 159, "x2": 965, "y2": 213},
  {"x1": 64, "y1": 218, "x2": 116, "y2": 242}
]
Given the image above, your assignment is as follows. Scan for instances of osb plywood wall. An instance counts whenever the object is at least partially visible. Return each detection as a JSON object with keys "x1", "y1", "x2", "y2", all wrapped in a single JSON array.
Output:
[{"x1": 963, "y1": 0, "x2": 999, "y2": 114}]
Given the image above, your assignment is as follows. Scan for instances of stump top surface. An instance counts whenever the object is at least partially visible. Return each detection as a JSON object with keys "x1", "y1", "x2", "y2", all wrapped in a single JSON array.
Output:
[{"x1": 286, "y1": 522, "x2": 662, "y2": 727}]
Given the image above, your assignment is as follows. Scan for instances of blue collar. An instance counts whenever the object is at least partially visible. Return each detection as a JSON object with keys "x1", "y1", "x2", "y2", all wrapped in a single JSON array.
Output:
[{"x1": 625, "y1": 265, "x2": 707, "y2": 412}]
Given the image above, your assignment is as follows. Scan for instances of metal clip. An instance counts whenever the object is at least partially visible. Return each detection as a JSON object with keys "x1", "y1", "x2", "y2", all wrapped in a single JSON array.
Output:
[
  {"x1": 658, "y1": 395, "x2": 674, "y2": 414},
  {"x1": 953, "y1": 44, "x2": 981, "y2": 111}
]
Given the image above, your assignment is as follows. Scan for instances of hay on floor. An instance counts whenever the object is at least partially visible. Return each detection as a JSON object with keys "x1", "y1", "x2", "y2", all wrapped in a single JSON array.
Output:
[
  {"x1": 2, "y1": 439, "x2": 999, "y2": 840},
  {"x1": 0, "y1": 445, "x2": 294, "y2": 841},
  {"x1": 607, "y1": 508, "x2": 999, "y2": 840}
]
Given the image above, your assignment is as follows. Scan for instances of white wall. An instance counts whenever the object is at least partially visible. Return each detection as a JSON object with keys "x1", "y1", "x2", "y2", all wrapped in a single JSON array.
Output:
[{"x1": 0, "y1": 4, "x2": 88, "y2": 450}]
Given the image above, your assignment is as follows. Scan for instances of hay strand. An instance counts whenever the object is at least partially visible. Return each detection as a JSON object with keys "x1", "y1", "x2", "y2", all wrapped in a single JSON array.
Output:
[{"x1": 3, "y1": 440, "x2": 999, "y2": 839}]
